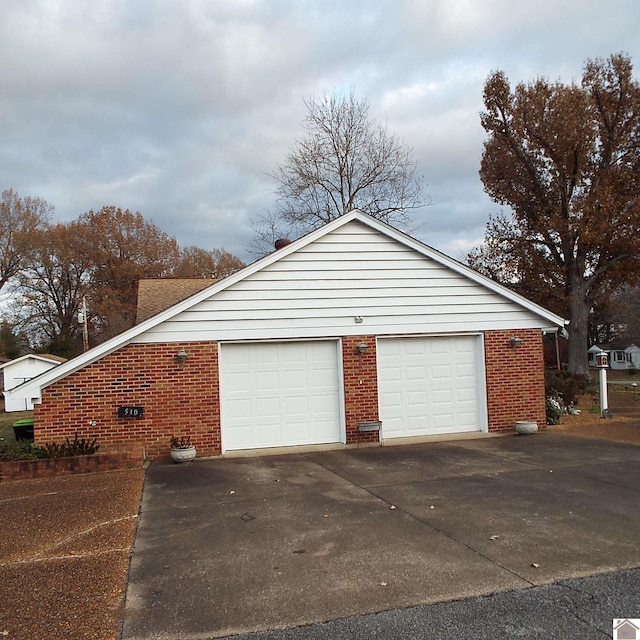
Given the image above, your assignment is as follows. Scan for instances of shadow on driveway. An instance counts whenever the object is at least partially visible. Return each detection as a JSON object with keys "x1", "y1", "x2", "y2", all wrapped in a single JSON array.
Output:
[{"x1": 122, "y1": 433, "x2": 640, "y2": 639}]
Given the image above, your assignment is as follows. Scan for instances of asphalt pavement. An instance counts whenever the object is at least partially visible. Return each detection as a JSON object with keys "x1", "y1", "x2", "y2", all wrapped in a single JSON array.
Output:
[
  {"x1": 217, "y1": 567, "x2": 640, "y2": 640},
  {"x1": 122, "y1": 432, "x2": 640, "y2": 640}
]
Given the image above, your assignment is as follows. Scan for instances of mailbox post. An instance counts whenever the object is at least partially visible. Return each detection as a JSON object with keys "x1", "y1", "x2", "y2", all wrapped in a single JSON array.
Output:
[{"x1": 595, "y1": 349, "x2": 609, "y2": 417}]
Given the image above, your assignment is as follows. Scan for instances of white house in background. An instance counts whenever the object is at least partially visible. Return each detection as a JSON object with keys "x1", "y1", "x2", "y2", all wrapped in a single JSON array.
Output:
[
  {"x1": 588, "y1": 343, "x2": 640, "y2": 371},
  {"x1": 1, "y1": 354, "x2": 66, "y2": 411}
]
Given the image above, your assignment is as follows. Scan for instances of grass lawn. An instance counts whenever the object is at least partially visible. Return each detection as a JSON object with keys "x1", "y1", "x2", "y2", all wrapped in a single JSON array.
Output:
[
  {"x1": 605, "y1": 368, "x2": 640, "y2": 382},
  {"x1": 0, "y1": 408, "x2": 33, "y2": 444}
]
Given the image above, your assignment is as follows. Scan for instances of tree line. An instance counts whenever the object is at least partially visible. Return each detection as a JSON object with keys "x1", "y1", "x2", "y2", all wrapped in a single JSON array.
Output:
[
  {"x1": 0, "y1": 192, "x2": 244, "y2": 358},
  {"x1": 2, "y1": 53, "x2": 638, "y2": 372}
]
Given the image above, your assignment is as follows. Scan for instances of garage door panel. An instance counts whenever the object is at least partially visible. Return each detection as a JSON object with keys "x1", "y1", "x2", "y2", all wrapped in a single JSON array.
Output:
[
  {"x1": 431, "y1": 341, "x2": 451, "y2": 354},
  {"x1": 283, "y1": 369, "x2": 309, "y2": 389},
  {"x1": 433, "y1": 414, "x2": 453, "y2": 429},
  {"x1": 431, "y1": 364, "x2": 452, "y2": 379},
  {"x1": 457, "y1": 388, "x2": 476, "y2": 401},
  {"x1": 432, "y1": 389, "x2": 452, "y2": 404},
  {"x1": 284, "y1": 396, "x2": 309, "y2": 414},
  {"x1": 225, "y1": 397, "x2": 252, "y2": 418},
  {"x1": 407, "y1": 390, "x2": 428, "y2": 406},
  {"x1": 458, "y1": 412, "x2": 478, "y2": 427},
  {"x1": 311, "y1": 368, "x2": 337, "y2": 387},
  {"x1": 379, "y1": 336, "x2": 484, "y2": 439},
  {"x1": 255, "y1": 397, "x2": 280, "y2": 417},
  {"x1": 456, "y1": 362, "x2": 475, "y2": 376},
  {"x1": 221, "y1": 341, "x2": 341, "y2": 452},
  {"x1": 254, "y1": 371, "x2": 279, "y2": 391},
  {"x1": 226, "y1": 370, "x2": 251, "y2": 387},
  {"x1": 406, "y1": 365, "x2": 427, "y2": 380}
]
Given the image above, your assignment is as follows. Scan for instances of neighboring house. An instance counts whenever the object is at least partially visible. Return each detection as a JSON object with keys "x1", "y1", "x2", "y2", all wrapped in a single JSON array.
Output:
[
  {"x1": 588, "y1": 343, "x2": 640, "y2": 370},
  {"x1": 1, "y1": 354, "x2": 66, "y2": 412},
  {"x1": 7, "y1": 211, "x2": 567, "y2": 459},
  {"x1": 135, "y1": 278, "x2": 216, "y2": 324},
  {"x1": 0, "y1": 357, "x2": 9, "y2": 394}
]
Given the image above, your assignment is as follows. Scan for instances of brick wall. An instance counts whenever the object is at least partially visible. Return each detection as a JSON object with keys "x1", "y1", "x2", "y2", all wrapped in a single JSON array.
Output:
[
  {"x1": 342, "y1": 336, "x2": 380, "y2": 445},
  {"x1": 0, "y1": 450, "x2": 144, "y2": 481},
  {"x1": 32, "y1": 330, "x2": 547, "y2": 459},
  {"x1": 34, "y1": 341, "x2": 221, "y2": 459},
  {"x1": 484, "y1": 329, "x2": 546, "y2": 432}
]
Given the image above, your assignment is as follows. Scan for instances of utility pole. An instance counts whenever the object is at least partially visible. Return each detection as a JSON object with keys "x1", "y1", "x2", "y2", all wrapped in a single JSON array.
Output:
[{"x1": 80, "y1": 296, "x2": 89, "y2": 352}]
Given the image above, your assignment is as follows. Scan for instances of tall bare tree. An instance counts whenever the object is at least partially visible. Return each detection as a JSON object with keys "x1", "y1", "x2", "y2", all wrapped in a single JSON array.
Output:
[
  {"x1": 250, "y1": 90, "x2": 426, "y2": 256},
  {"x1": 469, "y1": 54, "x2": 640, "y2": 375},
  {"x1": 15, "y1": 222, "x2": 91, "y2": 356},
  {"x1": 0, "y1": 189, "x2": 52, "y2": 292}
]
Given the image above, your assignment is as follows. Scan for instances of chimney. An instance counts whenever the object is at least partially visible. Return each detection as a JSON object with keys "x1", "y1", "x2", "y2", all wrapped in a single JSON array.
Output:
[{"x1": 274, "y1": 238, "x2": 291, "y2": 250}]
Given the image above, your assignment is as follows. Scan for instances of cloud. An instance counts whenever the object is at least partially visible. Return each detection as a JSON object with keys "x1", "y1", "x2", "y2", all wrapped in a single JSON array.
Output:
[{"x1": 0, "y1": 0, "x2": 638, "y2": 262}]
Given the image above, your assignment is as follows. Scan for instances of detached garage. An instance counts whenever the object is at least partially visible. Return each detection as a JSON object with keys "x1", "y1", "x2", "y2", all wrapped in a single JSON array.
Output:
[{"x1": 10, "y1": 210, "x2": 566, "y2": 460}]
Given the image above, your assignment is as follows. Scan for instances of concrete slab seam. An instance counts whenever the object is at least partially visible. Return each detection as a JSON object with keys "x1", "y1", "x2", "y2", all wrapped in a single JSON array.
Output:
[{"x1": 301, "y1": 453, "x2": 538, "y2": 588}]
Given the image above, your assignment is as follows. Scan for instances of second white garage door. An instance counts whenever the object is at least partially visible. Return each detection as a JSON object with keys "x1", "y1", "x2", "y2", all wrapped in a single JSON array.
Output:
[
  {"x1": 220, "y1": 341, "x2": 342, "y2": 452},
  {"x1": 378, "y1": 335, "x2": 485, "y2": 439}
]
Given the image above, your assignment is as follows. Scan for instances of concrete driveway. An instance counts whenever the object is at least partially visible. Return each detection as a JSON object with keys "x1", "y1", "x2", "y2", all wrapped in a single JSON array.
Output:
[{"x1": 122, "y1": 433, "x2": 640, "y2": 639}]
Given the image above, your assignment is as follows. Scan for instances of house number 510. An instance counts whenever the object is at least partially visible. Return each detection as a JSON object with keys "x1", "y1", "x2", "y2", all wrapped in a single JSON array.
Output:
[{"x1": 117, "y1": 406, "x2": 144, "y2": 418}]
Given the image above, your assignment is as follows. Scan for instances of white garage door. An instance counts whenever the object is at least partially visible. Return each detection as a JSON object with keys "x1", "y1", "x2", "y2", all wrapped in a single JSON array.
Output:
[
  {"x1": 378, "y1": 335, "x2": 485, "y2": 439},
  {"x1": 220, "y1": 341, "x2": 342, "y2": 452}
]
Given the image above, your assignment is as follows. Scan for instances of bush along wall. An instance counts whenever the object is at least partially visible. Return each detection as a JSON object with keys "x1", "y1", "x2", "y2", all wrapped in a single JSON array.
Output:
[
  {"x1": 0, "y1": 433, "x2": 146, "y2": 481},
  {"x1": 0, "y1": 433, "x2": 99, "y2": 462}
]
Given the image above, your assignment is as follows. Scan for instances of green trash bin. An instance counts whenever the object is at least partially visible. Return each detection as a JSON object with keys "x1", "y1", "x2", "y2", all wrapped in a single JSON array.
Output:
[{"x1": 13, "y1": 418, "x2": 34, "y2": 441}]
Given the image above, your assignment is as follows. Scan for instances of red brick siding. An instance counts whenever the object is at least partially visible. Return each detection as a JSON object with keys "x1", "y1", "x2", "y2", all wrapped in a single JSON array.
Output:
[
  {"x1": 342, "y1": 336, "x2": 380, "y2": 445},
  {"x1": 34, "y1": 342, "x2": 221, "y2": 459},
  {"x1": 33, "y1": 330, "x2": 546, "y2": 458},
  {"x1": 484, "y1": 329, "x2": 546, "y2": 432}
]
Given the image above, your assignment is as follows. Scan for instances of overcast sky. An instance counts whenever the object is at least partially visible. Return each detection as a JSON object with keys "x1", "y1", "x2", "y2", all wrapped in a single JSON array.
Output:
[{"x1": 2, "y1": 0, "x2": 639, "y2": 263}]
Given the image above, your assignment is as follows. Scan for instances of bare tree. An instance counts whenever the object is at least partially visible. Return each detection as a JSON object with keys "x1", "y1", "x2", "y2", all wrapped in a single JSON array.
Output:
[
  {"x1": 14, "y1": 222, "x2": 91, "y2": 357},
  {"x1": 250, "y1": 91, "x2": 426, "y2": 256},
  {"x1": 0, "y1": 188, "x2": 52, "y2": 291}
]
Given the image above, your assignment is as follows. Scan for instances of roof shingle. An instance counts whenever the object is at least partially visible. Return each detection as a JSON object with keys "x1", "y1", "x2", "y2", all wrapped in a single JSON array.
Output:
[{"x1": 135, "y1": 278, "x2": 216, "y2": 324}]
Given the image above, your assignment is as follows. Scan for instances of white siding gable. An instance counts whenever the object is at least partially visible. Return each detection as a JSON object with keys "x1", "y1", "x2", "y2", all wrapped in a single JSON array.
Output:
[
  {"x1": 135, "y1": 221, "x2": 554, "y2": 344},
  {"x1": 2, "y1": 356, "x2": 63, "y2": 411}
]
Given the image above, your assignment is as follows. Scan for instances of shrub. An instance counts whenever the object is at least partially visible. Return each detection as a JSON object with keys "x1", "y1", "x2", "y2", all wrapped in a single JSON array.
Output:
[
  {"x1": 0, "y1": 433, "x2": 99, "y2": 461},
  {"x1": 0, "y1": 441, "x2": 48, "y2": 461},
  {"x1": 545, "y1": 371, "x2": 590, "y2": 407},
  {"x1": 546, "y1": 396, "x2": 564, "y2": 425},
  {"x1": 40, "y1": 434, "x2": 100, "y2": 458}
]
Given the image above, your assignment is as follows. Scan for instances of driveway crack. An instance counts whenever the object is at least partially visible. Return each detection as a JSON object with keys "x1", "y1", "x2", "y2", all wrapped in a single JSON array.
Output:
[{"x1": 303, "y1": 453, "x2": 536, "y2": 587}]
